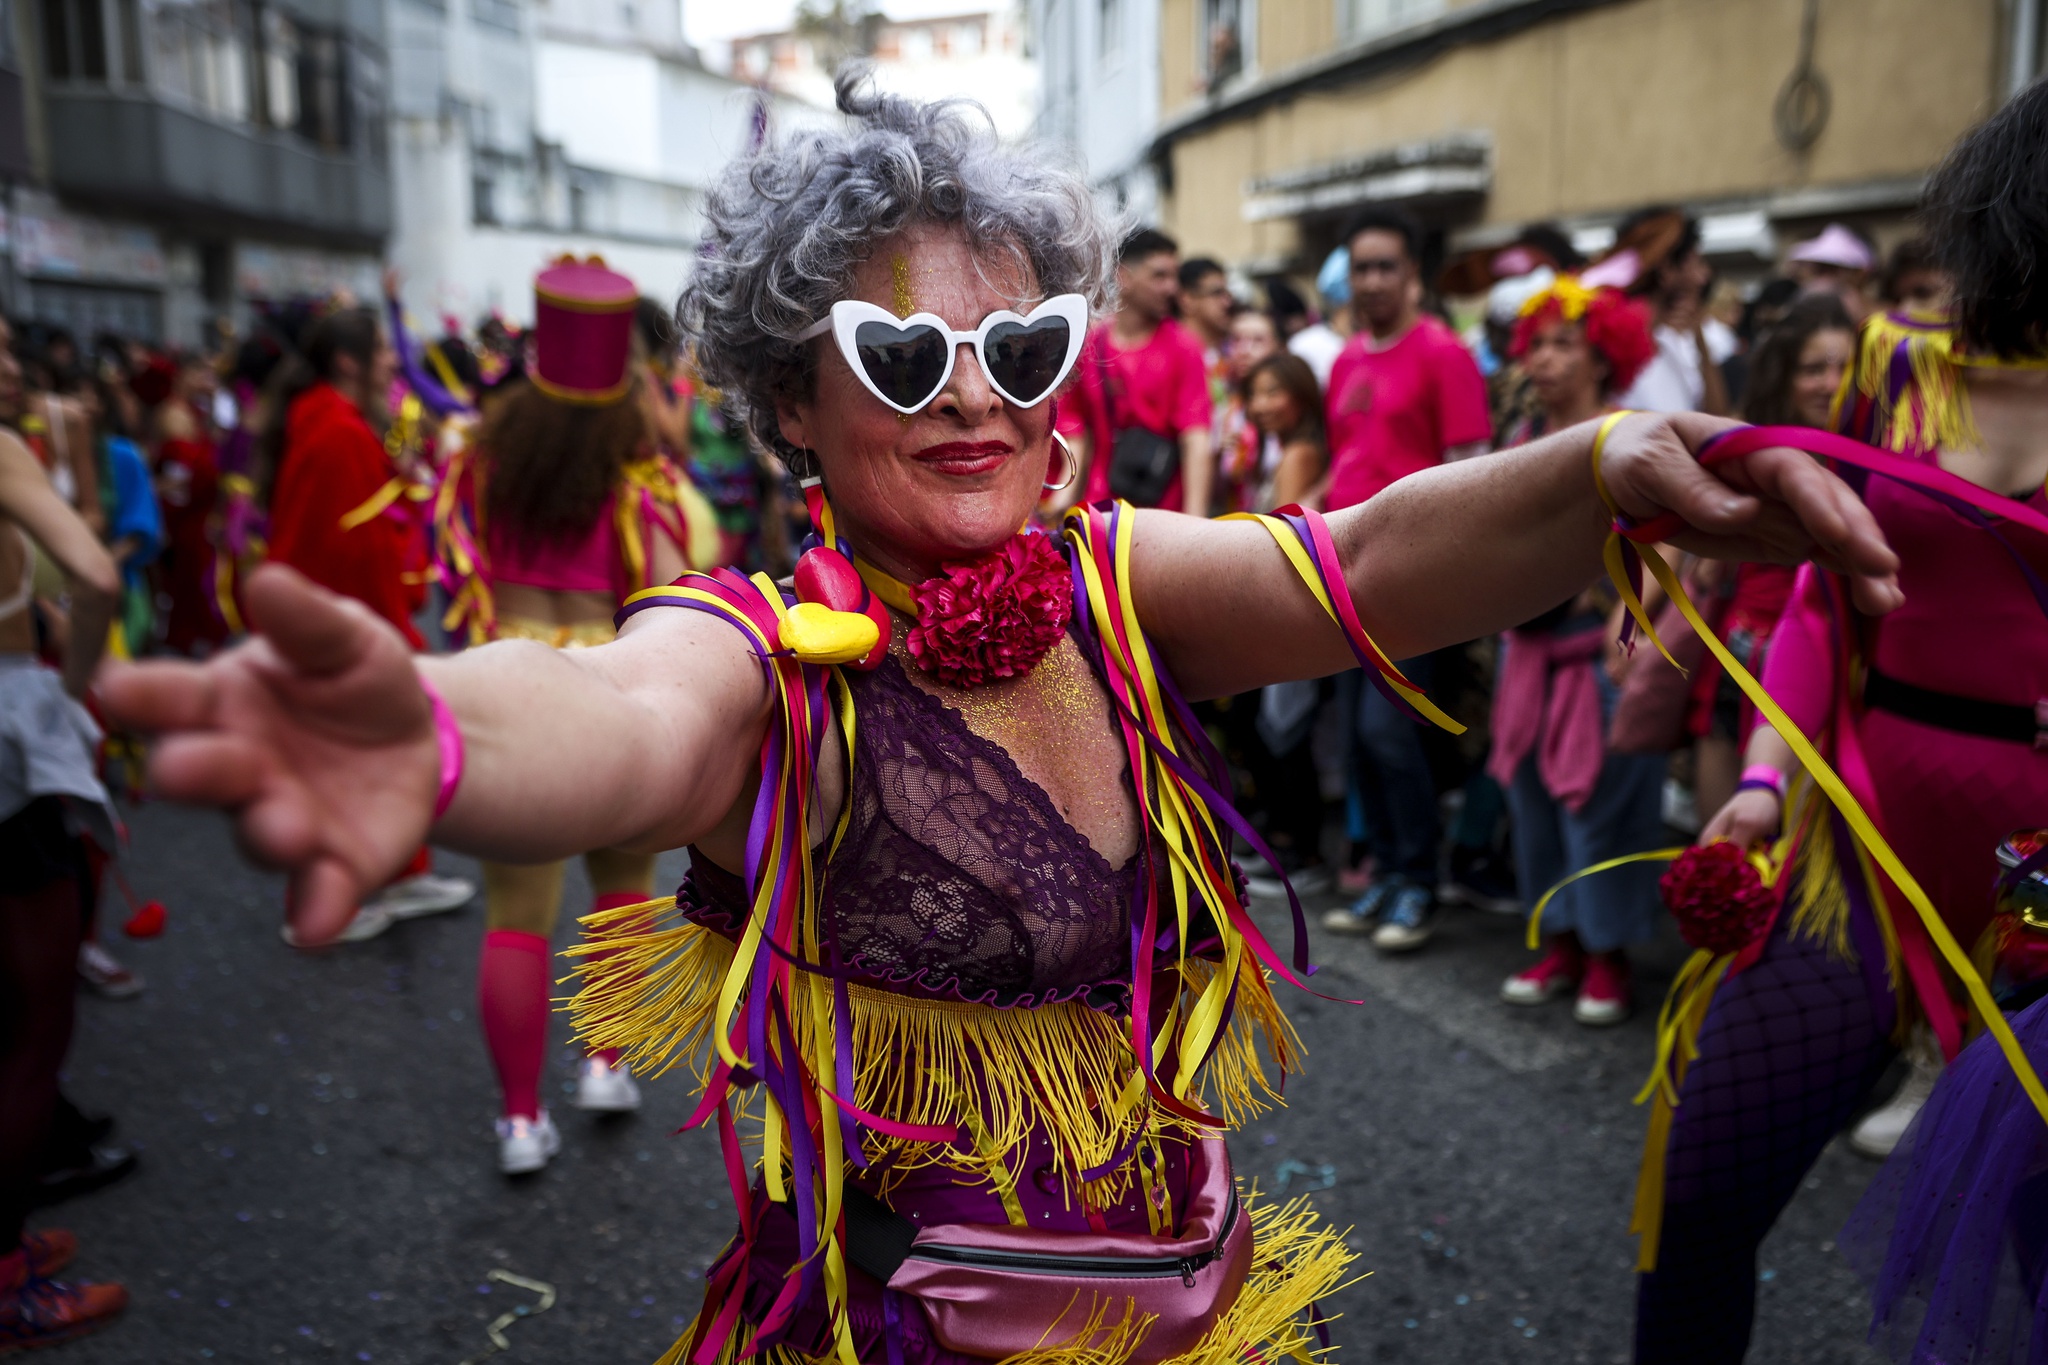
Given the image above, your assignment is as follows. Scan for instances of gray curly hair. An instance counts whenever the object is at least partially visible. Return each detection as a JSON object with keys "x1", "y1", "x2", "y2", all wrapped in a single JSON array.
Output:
[{"x1": 679, "y1": 69, "x2": 1117, "y2": 462}]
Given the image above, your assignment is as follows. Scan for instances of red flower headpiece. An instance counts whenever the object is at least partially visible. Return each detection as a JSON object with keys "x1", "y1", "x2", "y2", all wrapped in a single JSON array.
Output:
[
  {"x1": 906, "y1": 534, "x2": 1072, "y2": 689},
  {"x1": 1510, "y1": 277, "x2": 1658, "y2": 397}
]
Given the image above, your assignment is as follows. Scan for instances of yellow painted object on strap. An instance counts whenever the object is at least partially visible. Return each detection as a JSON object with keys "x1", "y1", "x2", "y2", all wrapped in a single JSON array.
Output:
[{"x1": 1584, "y1": 413, "x2": 2048, "y2": 1268}]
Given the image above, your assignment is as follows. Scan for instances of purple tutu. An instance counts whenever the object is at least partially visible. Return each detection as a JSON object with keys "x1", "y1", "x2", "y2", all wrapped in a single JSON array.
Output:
[{"x1": 1843, "y1": 994, "x2": 2048, "y2": 1364}]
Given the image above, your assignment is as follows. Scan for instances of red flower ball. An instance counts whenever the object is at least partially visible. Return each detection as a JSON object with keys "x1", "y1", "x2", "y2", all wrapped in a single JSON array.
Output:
[
  {"x1": 123, "y1": 900, "x2": 167, "y2": 939},
  {"x1": 906, "y1": 534, "x2": 1073, "y2": 689},
  {"x1": 1659, "y1": 843, "x2": 1776, "y2": 955}
]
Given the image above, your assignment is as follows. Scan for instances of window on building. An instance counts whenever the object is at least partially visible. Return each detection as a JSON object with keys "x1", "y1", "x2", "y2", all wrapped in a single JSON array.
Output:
[
  {"x1": 295, "y1": 25, "x2": 344, "y2": 147},
  {"x1": 1338, "y1": 0, "x2": 1440, "y2": 43},
  {"x1": 900, "y1": 23, "x2": 931, "y2": 60},
  {"x1": 471, "y1": 0, "x2": 518, "y2": 33},
  {"x1": 117, "y1": 0, "x2": 141, "y2": 80},
  {"x1": 472, "y1": 170, "x2": 498, "y2": 224},
  {"x1": 260, "y1": 5, "x2": 297, "y2": 128},
  {"x1": 1097, "y1": 0, "x2": 1120, "y2": 61},
  {"x1": 147, "y1": 0, "x2": 252, "y2": 121},
  {"x1": 41, "y1": 0, "x2": 125, "y2": 81},
  {"x1": 1201, "y1": 0, "x2": 1247, "y2": 90},
  {"x1": 348, "y1": 36, "x2": 382, "y2": 160},
  {"x1": 952, "y1": 20, "x2": 979, "y2": 56},
  {"x1": 75, "y1": 0, "x2": 106, "y2": 77},
  {"x1": 42, "y1": 0, "x2": 72, "y2": 76}
]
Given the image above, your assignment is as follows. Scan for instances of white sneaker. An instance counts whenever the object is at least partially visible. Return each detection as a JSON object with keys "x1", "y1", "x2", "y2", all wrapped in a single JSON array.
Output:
[
  {"x1": 496, "y1": 1109, "x2": 562, "y2": 1175},
  {"x1": 78, "y1": 941, "x2": 145, "y2": 999},
  {"x1": 1850, "y1": 1028, "x2": 1942, "y2": 1159},
  {"x1": 573, "y1": 1057, "x2": 642, "y2": 1113},
  {"x1": 279, "y1": 902, "x2": 394, "y2": 948},
  {"x1": 365, "y1": 873, "x2": 475, "y2": 922}
]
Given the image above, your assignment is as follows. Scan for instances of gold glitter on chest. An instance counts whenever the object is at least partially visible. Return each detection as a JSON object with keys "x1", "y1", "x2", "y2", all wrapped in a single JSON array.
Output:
[{"x1": 891, "y1": 627, "x2": 1139, "y2": 863}]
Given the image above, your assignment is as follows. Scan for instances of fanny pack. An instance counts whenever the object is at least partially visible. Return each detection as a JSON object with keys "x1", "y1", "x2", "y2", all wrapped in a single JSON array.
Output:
[
  {"x1": 846, "y1": 1136, "x2": 1253, "y2": 1363},
  {"x1": 1094, "y1": 340, "x2": 1181, "y2": 507}
]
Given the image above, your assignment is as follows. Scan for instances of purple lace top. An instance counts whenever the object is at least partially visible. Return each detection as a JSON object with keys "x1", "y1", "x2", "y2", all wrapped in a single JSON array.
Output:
[{"x1": 680, "y1": 650, "x2": 1145, "y2": 1009}]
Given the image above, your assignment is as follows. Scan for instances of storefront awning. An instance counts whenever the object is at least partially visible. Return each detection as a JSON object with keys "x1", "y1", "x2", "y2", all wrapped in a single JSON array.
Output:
[{"x1": 1240, "y1": 132, "x2": 1492, "y2": 222}]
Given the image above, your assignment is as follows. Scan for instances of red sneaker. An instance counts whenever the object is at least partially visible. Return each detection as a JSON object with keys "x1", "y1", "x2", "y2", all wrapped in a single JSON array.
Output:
[
  {"x1": 19, "y1": 1234, "x2": 73, "y2": 1280},
  {"x1": 0, "y1": 1248, "x2": 127, "y2": 1355},
  {"x1": 1500, "y1": 942, "x2": 1584, "y2": 1005},
  {"x1": 1574, "y1": 953, "x2": 1632, "y2": 1026}
]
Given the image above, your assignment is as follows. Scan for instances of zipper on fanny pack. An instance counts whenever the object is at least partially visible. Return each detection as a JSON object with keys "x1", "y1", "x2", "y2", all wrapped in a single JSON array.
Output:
[{"x1": 905, "y1": 1184, "x2": 1239, "y2": 1283}]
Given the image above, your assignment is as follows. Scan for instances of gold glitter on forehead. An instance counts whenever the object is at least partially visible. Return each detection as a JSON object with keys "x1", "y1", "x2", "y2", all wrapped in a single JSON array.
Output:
[{"x1": 891, "y1": 255, "x2": 915, "y2": 319}]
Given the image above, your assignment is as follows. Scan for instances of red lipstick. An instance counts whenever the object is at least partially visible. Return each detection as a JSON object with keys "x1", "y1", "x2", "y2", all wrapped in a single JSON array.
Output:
[{"x1": 913, "y1": 440, "x2": 1013, "y2": 476}]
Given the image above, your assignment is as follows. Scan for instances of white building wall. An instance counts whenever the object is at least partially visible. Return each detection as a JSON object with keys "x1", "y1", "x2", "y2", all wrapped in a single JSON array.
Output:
[
  {"x1": 536, "y1": 41, "x2": 663, "y2": 177},
  {"x1": 1030, "y1": 0, "x2": 1158, "y2": 219}
]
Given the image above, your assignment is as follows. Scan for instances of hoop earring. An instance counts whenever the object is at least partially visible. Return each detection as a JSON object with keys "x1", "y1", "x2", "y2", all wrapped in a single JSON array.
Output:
[{"x1": 1044, "y1": 430, "x2": 1078, "y2": 493}]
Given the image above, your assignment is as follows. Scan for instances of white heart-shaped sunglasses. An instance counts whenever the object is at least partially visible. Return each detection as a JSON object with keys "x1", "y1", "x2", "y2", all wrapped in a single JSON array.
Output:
[{"x1": 796, "y1": 294, "x2": 1088, "y2": 415}]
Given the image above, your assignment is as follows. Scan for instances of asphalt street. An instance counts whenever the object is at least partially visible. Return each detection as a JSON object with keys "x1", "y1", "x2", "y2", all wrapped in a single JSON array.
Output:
[{"x1": 45, "y1": 801, "x2": 1892, "y2": 1365}]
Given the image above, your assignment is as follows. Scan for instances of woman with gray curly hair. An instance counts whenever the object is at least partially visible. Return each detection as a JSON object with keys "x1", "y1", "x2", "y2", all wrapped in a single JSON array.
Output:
[{"x1": 103, "y1": 76, "x2": 1895, "y2": 1364}]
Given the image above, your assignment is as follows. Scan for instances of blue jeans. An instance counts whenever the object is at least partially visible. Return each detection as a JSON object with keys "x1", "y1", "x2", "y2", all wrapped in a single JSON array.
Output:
[
  {"x1": 1505, "y1": 749, "x2": 1668, "y2": 954},
  {"x1": 1349, "y1": 654, "x2": 1440, "y2": 884}
]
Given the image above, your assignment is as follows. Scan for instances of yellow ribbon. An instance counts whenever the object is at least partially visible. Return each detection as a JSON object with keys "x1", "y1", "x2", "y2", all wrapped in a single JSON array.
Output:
[{"x1": 338, "y1": 475, "x2": 431, "y2": 531}]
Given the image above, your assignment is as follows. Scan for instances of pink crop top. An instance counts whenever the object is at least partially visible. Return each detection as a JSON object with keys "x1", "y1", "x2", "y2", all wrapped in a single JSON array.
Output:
[{"x1": 485, "y1": 491, "x2": 622, "y2": 595}]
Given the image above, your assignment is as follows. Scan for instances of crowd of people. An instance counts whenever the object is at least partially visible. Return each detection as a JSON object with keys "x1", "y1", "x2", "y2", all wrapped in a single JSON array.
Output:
[
  {"x1": 2, "y1": 64, "x2": 2047, "y2": 1365},
  {"x1": 1048, "y1": 200, "x2": 1944, "y2": 1063}
]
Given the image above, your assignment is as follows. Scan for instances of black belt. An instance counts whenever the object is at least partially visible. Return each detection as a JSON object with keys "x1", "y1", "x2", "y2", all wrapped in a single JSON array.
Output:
[{"x1": 1864, "y1": 665, "x2": 2047, "y2": 748}]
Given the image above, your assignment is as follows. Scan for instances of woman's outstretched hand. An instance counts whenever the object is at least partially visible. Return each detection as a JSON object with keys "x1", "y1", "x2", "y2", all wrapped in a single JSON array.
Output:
[
  {"x1": 1597, "y1": 411, "x2": 1903, "y2": 616},
  {"x1": 99, "y1": 565, "x2": 441, "y2": 946}
]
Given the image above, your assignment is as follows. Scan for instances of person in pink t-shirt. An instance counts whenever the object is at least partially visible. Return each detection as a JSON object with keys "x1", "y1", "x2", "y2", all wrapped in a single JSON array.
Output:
[
  {"x1": 1319, "y1": 208, "x2": 1491, "y2": 513},
  {"x1": 1318, "y1": 206, "x2": 1491, "y2": 953},
  {"x1": 1057, "y1": 229, "x2": 1215, "y2": 514}
]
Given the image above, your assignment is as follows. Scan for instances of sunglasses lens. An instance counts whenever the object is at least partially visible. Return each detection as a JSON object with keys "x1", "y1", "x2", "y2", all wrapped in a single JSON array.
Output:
[
  {"x1": 853, "y1": 321, "x2": 949, "y2": 409},
  {"x1": 983, "y1": 316, "x2": 1072, "y2": 405}
]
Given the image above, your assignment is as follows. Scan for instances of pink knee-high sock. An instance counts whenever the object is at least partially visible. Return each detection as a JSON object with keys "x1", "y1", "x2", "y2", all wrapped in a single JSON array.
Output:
[
  {"x1": 584, "y1": 891, "x2": 651, "y2": 1068},
  {"x1": 478, "y1": 930, "x2": 551, "y2": 1120}
]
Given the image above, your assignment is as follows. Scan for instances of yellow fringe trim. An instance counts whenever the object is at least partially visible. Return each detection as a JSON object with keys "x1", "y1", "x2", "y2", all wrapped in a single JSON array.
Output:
[
  {"x1": 565, "y1": 905, "x2": 1303, "y2": 1201},
  {"x1": 1782, "y1": 777, "x2": 1853, "y2": 964},
  {"x1": 663, "y1": 1187, "x2": 1355, "y2": 1365},
  {"x1": 1853, "y1": 314, "x2": 1976, "y2": 455}
]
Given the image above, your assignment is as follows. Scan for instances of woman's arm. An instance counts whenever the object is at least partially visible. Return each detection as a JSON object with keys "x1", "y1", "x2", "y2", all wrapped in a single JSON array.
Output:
[
  {"x1": 61, "y1": 399, "x2": 103, "y2": 535},
  {"x1": 0, "y1": 430, "x2": 118, "y2": 696},
  {"x1": 1269, "y1": 437, "x2": 1325, "y2": 509},
  {"x1": 100, "y1": 565, "x2": 772, "y2": 944},
  {"x1": 1133, "y1": 411, "x2": 1898, "y2": 700}
]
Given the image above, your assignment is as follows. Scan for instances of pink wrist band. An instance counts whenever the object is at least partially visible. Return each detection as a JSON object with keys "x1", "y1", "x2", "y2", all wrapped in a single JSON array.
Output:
[
  {"x1": 1737, "y1": 763, "x2": 1786, "y2": 800},
  {"x1": 420, "y1": 675, "x2": 464, "y2": 821}
]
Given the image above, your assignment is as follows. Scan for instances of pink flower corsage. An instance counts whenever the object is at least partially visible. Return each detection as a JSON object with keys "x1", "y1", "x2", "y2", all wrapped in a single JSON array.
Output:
[{"x1": 905, "y1": 534, "x2": 1073, "y2": 688}]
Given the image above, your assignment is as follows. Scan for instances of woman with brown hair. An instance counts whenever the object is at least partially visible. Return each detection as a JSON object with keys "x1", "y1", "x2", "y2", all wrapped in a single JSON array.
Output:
[
  {"x1": 448, "y1": 257, "x2": 720, "y2": 1174},
  {"x1": 1240, "y1": 350, "x2": 1326, "y2": 512}
]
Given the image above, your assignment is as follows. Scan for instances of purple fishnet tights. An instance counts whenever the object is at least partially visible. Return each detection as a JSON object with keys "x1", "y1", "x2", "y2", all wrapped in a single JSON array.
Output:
[{"x1": 1635, "y1": 912, "x2": 1898, "y2": 1363}]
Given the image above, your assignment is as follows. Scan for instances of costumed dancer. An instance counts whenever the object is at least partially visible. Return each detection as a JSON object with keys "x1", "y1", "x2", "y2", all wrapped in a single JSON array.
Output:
[
  {"x1": 1489, "y1": 276, "x2": 1664, "y2": 1027},
  {"x1": 258, "y1": 308, "x2": 475, "y2": 943},
  {"x1": 1825, "y1": 83, "x2": 2048, "y2": 1365},
  {"x1": 437, "y1": 257, "x2": 722, "y2": 1174},
  {"x1": 0, "y1": 315, "x2": 127, "y2": 1351},
  {"x1": 1634, "y1": 84, "x2": 2048, "y2": 1363},
  {"x1": 101, "y1": 80, "x2": 1899, "y2": 1365},
  {"x1": 137, "y1": 354, "x2": 229, "y2": 657}
]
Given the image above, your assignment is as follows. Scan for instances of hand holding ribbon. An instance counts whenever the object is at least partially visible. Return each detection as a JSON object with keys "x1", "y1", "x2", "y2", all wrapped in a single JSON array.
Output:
[{"x1": 1590, "y1": 410, "x2": 1903, "y2": 616}]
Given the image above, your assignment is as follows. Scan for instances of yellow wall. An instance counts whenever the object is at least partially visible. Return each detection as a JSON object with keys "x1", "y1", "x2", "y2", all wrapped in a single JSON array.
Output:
[{"x1": 1158, "y1": 0, "x2": 2001, "y2": 266}]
